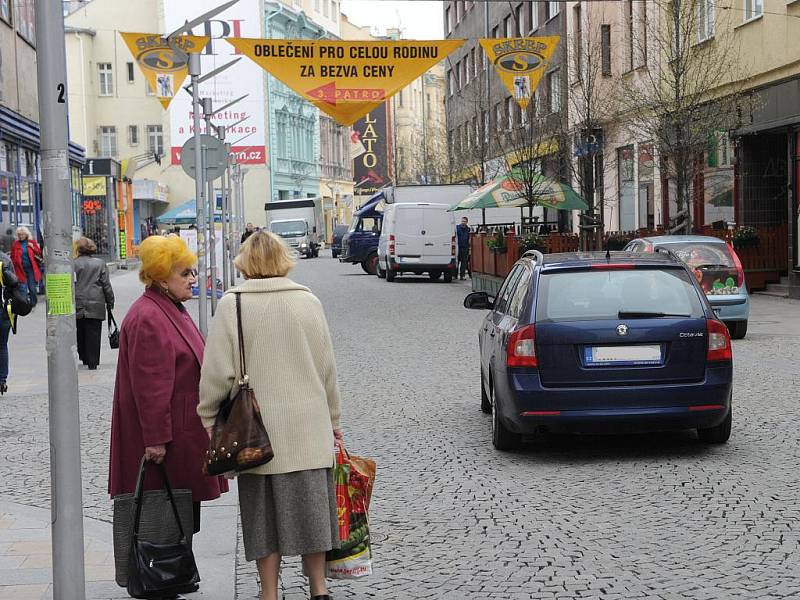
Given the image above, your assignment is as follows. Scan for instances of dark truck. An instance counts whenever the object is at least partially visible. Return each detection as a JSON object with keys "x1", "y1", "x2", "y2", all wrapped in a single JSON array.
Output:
[{"x1": 339, "y1": 193, "x2": 384, "y2": 275}]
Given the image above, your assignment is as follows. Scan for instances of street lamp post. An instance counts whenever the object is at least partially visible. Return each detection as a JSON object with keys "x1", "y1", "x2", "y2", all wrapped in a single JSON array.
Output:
[{"x1": 202, "y1": 98, "x2": 218, "y2": 314}]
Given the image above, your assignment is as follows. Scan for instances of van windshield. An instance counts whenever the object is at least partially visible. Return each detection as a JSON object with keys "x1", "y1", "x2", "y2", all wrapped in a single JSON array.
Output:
[
  {"x1": 270, "y1": 220, "x2": 306, "y2": 237},
  {"x1": 537, "y1": 268, "x2": 705, "y2": 322}
]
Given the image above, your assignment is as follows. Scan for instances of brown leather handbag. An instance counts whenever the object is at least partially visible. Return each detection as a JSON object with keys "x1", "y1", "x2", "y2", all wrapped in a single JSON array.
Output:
[{"x1": 204, "y1": 293, "x2": 274, "y2": 476}]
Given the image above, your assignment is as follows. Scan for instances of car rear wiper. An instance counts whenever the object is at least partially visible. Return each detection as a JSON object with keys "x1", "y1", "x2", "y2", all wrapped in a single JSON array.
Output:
[{"x1": 618, "y1": 311, "x2": 691, "y2": 319}]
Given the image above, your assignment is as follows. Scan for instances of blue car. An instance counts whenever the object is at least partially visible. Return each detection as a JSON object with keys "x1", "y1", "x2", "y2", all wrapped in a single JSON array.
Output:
[
  {"x1": 465, "y1": 251, "x2": 733, "y2": 450},
  {"x1": 624, "y1": 235, "x2": 750, "y2": 339}
]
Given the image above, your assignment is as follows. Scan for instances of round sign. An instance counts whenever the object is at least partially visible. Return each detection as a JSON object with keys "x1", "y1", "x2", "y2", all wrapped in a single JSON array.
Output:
[{"x1": 180, "y1": 134, "x2": 228, "y2": 182}]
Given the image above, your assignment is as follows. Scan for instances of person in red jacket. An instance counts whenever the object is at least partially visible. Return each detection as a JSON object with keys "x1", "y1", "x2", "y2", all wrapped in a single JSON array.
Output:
[{"x1": 10, "y1": 226, "x2": 42, "y2": 308}]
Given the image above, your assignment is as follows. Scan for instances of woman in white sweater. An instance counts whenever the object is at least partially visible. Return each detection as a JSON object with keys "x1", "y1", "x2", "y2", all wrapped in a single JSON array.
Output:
[{"x1": 198, "y1": 231, "x2": 342, "y2": 600}]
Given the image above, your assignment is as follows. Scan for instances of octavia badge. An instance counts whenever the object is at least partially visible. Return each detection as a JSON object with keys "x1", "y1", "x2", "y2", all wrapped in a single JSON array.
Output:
[{"x1": 616, "y1": 324, "x2": 629, "y2": 336}]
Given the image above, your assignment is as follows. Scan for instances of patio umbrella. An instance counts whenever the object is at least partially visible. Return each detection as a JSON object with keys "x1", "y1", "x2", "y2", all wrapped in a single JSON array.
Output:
[
  {"x1": 448, "y1": 170, "x2": 588, "y2": 212},
  {"x1": 158, "y1": 199, "x2": 222, "y2": 224}
]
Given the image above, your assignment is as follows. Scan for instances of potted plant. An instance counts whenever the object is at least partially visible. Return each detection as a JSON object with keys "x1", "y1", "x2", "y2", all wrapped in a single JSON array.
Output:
[
  {"x1": 517, "y1": 232, "x2": 547, "y2": 257},
  {"x1": 486, "y1": 231, "x2": 507, "y2": 254},
  {"x1": 732, "y1": 226, "x2": 759, "y2": 249}
]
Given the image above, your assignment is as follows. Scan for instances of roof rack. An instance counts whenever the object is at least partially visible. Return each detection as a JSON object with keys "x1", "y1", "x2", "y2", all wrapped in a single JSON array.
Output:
[
  {"x1": 522, "y1": 249, "x2": 544, "y2": 263},
  {"x1": 654, "y1": 247, "x2": 681, "y2": 262}
]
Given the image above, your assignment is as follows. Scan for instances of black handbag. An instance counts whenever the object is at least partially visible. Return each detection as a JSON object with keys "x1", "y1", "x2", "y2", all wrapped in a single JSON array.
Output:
[
  {"x1": 126, "y1": 457, "x2": 200, "y2": 599},
  {"x1": 108, "y1": 307, "x2": 119, "y2": 349},
  {"x1": 204, "y1": 293, "x2": 274, "y2": 476}
]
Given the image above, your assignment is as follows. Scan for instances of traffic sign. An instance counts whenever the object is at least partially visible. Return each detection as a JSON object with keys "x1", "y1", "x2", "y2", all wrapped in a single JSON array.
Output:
[
  {"x1": 180, "y1": 134, "x2": 228, "y2": 182},
  {"x1": 225, "y1": 38, "x2": 465, "y2": 126}
]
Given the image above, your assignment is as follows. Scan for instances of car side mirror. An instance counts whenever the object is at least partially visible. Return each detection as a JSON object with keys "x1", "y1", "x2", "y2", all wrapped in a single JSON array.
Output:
[{"x1": 464, "y1": 291, "x2": 493, "y2": 310}]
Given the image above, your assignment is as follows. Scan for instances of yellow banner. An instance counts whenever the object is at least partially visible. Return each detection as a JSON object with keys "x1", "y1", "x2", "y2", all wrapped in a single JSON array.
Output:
[
  {"x1": 120, "y1": 32, "x2": 210, "y2": 109},
  {"x1": 479, "y1": 37, "x2": 560, "y2": 110},
  {"x1": 226, "y1": 38, "x2": 465, "y2": 126},
  {"x1": 82, "y1": 176, "x2": 106, "y2": 197}
]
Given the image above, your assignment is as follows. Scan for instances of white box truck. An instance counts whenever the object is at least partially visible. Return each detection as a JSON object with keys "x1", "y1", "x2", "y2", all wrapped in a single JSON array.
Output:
[{"x1": 264, "y1": 198, "x2": 323, "y2": 258}]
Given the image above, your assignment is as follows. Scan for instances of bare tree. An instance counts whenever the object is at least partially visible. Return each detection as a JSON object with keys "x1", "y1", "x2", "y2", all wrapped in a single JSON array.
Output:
[{"x1": 618, "y1": 0, "x2": 752, "y2": 233}]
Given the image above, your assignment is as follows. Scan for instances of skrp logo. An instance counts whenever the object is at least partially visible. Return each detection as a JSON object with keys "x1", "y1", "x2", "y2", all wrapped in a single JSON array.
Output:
[
  {"x1": 138, "y1": 49, "x2": 187, "y2": 72},
  {"x1": 616, "y1": 324, "x2": 629, "y2": 336},
  {"x1": 495, "y1": 51, "x2": 543, "y2": 74}
]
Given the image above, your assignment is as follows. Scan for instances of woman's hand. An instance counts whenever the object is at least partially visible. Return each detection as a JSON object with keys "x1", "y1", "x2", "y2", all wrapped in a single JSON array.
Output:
[
  {"x1": 333, "y1": 428, "x2": 344, "y2": 447},
  {"x1": 144, "y1": 445, "x2": 166, "y2": 464}
]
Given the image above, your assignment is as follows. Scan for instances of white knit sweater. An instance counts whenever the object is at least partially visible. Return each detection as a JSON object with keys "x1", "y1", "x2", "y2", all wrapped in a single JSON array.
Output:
[{"x1": 198, "y1": 277, "x2": 342, "y2": 476}]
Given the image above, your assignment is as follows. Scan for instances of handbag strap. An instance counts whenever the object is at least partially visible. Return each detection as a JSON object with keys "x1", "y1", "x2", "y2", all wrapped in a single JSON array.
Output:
[
  {"x1": 235, "y1": 293, "x2": 247, "y2": 384},
  {"x1": 131, "y1": 456, "x2": 188, "y2": 542},
  {"x1": 107, "y1": 307, "x2": 118, "y2": 329}
]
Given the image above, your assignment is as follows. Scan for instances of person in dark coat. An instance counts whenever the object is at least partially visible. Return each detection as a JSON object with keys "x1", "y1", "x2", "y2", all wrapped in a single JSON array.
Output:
[
  {"x1": 74, "y1": 237, "x2": 114, "y2": 370},
  {"x1": 109, "y1": 235, "x2": 227, "y2": 541},
  {"x1": 241, "y1": 222, "x2": 255, "y2": 244},
  {"x1": 0, "y1": 251, "x2": 24, "y2": 395},
  {"x1": 456, "y1": 216, "x2": 471, "y2": 280},
  {"x1": 10, "y1": 226, "x2": 42, "y2": 307}
]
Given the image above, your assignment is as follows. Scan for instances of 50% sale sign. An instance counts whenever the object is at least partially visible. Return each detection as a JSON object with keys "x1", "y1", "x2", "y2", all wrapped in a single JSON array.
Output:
[{"x1": 226, "y1": 39, "x2": 464, "y2": 126}]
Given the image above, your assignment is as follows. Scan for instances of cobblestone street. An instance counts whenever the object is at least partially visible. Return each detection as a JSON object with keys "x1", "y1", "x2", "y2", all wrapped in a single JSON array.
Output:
[{"x1": 1, "y1": 254, "x2": 799, "y2": 599}]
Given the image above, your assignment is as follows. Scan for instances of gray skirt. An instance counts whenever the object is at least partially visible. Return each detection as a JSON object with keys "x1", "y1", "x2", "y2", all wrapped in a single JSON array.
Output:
[{"x1": 238, "y1": 468, "x2": 339, "y2": 561}]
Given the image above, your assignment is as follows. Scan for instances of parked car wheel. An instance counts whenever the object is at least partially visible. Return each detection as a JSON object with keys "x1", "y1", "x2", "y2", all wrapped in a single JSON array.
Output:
[
  {"x1": 361, "y1": 253, "x2": 378, "y2": 275},
  {"x1": 443, "y1": 271, "x2": 454, "y2": 283},
  {"x1": 698, "y1": 404, "x2": 732, "y2": 444},
  {"x1": 727, "y1": 320, "x2": 747, "y2": 340},
  {"x1": 480, "y1": 370, "x2": 491, "y2": 414},
  {"x1": 386, "y1": 268, "x2": 397, "y2": 282},
  {"x1": 429, "y1": 270, "x2": 442, "y2": 281},
  {"x1": 492, "y1": 394, "x2": 521, "y2": 451}
]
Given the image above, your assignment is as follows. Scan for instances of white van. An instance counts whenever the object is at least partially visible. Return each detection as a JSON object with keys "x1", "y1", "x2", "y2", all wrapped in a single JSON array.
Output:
[{"x1": 377, "y1": 203, "x2": 457, "y2": 282}]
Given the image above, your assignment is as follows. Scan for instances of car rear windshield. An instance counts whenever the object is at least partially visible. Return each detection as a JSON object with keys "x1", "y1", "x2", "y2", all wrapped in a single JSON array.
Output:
[
  {"x1": 536, "y1": 267, "x2": 705, "y2": 322},
  {"x1": 663, "y1": 242, "x2": 741, "y2": 295}
]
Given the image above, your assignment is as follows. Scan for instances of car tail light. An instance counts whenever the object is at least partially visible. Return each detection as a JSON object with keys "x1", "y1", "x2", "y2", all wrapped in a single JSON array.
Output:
[
  {"x1": 507, "y1": 324, "x2": 538, "y2": 368},
  {"x1": 389, "y1": 234, "x2": 395, "y2": 256},
  {"x1": 451, "y1": 235, "x2": 456, "y2": 256},
  {"x1": 706, "y1": 319, "x2": 732, "y2": 362},
  {"x1": 726, "y1": 242, "x2": 745, "y2": 287},
  {"x1": 590, "y1": 263, "x2": 635, "y2": 270}
]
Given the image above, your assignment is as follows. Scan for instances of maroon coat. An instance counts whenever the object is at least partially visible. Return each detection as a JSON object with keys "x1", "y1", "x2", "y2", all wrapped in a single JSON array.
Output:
[{"x1": 108, "y1": 288, "x2": 228, "y2": 500}]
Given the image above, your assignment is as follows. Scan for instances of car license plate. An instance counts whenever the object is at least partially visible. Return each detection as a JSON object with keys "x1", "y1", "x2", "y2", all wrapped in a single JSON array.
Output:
[{"x1": 585, "y1": 345, "x2": 662, "y2": 366}]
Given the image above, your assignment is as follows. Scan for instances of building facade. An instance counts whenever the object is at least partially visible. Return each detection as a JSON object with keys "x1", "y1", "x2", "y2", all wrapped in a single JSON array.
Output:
[
  {"x1": 444, "y1": 0, "x2": 571, "y2": 231},
  {"x1": 1, "y1": 0, "x2": 85, "y2": 252}
]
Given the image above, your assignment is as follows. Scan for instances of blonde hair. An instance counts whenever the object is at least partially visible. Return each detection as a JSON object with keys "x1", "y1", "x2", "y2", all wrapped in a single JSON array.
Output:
[
  {"x1": 16, "y1": 226, "x2": 32, "y2": 240},
  {"x1": 234, "y1": 231, "x2": 294, "y2": 279},
  {"x1": 138, "y1": 235, "x2": 197, "y2": 286},
  {"x1": 75, "y1": 237, "x2": 97, "y2": 256}
]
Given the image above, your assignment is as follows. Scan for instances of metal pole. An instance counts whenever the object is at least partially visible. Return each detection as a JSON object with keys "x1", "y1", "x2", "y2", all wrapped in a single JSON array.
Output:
[
  {"x1": 189, "y1": 53, "x2": 208, "y2": 335},
  {"x1": 218, "y1": 128, "x2": 229, "y2": 291},
  {"x1": 34, "y1": 2, "x2": 86, "y2": 598},
  {"x1": 203, "y1": 98, "x2": 218, "y2": 314},
  {"x1": 226, "y1": 145, "x2": 236, "y2": 287}
]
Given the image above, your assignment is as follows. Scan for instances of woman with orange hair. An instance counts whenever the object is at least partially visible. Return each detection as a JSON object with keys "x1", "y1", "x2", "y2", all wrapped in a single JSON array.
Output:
[{"x1": 109, "y1": 235, "x2": 227, "y2": 559}]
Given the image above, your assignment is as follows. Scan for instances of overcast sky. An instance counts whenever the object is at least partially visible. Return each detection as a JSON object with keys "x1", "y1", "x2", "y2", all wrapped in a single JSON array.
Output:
[{"x1": 340, "y1": 1, "x2": 445, "y2": 40}]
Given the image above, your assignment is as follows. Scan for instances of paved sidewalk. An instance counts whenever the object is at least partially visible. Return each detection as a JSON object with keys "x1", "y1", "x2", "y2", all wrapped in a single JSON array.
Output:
[{"x1": 0, "y1": 268, "x2": 239, "y2": 600}]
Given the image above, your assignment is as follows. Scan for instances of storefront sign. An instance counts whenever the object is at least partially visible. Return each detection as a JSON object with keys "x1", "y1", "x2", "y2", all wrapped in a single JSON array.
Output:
[
  {"x1": 120, "y1": 32, "x2": 209, "y2": 109},
  {"x1": 353, "y1": 106, "x2": 390, "y2": 196},
  {"x1": 82, "y1": 177, "x2": 107, "y2": 197},
  {"x1": 164, "y1": 0, "x2": 266, "y2": 165},
  {"x1": 479, "y1": 37, "x2": 560, "y2": 110},
  {"x1": 226, "y1": 39, "x2": 464, "y2": 126}
]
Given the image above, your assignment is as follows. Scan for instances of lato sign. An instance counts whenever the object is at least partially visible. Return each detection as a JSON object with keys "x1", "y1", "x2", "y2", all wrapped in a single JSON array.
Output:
[{"x1": 226, "y1": 38, "x2": 465, "y2": 126}]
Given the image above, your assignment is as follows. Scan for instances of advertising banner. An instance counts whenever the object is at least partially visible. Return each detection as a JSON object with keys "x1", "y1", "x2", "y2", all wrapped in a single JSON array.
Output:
[
  {"x1": 479, "y1": 37, "x2": 560, "y2": 110},
  {"x1": 353, "y1": 106, "x2": 390, "y2": 196},
  {"x1": 164, "y1": 0, "x2": 266, "y2": 165},
  {"x1": 119, "y1": 32, "x2": 209, "y2": 109},
  {"x1": 226, "y1": 39, "x2": 464, "y2": 126}
]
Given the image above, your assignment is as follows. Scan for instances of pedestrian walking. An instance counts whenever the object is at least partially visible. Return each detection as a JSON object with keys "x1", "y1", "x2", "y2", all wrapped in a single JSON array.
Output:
[
  {"x1": 241, "y1": 222, "x2": 256, "y2": 244},
  {"x1": 456, "y1": 216, "x2": 471, "y2": 280},
  {"x1": 74, "y1": 237, "x2": 114, "y2": 370},
  {"x1": 198, "y1": 231, "x2": 343, "y2": 600},
  {"x1": 0, "y1": 250, "x2": 27, "y2": 395},
  {"x1": 10, "y1": 226, "x2": 42, "y2": 307},
  {"x1": 109, "y1": 235, "x2": 228, "y2": 571}
]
